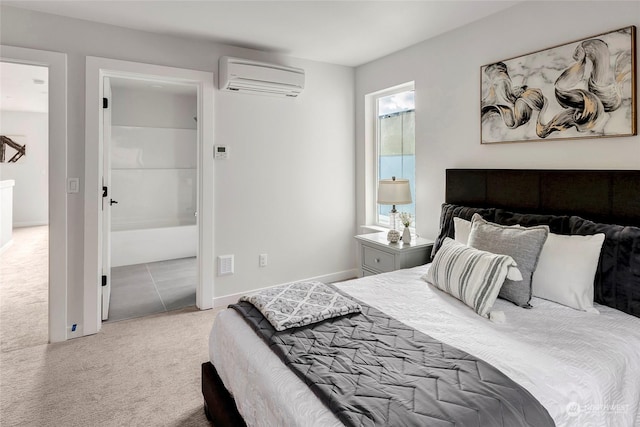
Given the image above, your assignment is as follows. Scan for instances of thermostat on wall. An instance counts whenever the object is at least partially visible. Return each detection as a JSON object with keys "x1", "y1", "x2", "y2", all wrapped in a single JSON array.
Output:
[{"x1": 215, "y1": 145, "x2": 229, "y2": 159}]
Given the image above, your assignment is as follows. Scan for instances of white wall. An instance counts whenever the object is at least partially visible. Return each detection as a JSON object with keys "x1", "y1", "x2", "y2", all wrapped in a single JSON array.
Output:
[
  {"x1": 214, "y1": 66, "x2": 356, "y2": 294},
  {"x1": 0, "y1": 6, "x2": 355, "y2": 333},
  {"x1": 0, "y1": 180, "x2": 15, "y2": 250},
  {"x1": 111, "y1": 86, "x2": 197, "y2": 129},
  {"x1": 0, "y1": 110, "x2": 48, "y2": 227},
  {"x1": 110, "y1": 86, "x2": 198, "y2": 230},
  {"x1": 356, "y1": 1, "x2": 640, "y2": 241}
]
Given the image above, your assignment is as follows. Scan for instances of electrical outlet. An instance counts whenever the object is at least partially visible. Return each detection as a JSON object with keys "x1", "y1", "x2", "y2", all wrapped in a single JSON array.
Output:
[
  {"x1": 67, "y1": 177, "x2": 80, "y2": 193},
  {"x1": 259, "y1": 254, "x2": 268, "y2": 267}
]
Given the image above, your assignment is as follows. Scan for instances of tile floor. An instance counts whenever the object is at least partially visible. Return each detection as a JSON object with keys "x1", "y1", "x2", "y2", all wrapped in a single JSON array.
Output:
[{"x1": 106, "y1": 257, "x2": 197, "y2": 322}]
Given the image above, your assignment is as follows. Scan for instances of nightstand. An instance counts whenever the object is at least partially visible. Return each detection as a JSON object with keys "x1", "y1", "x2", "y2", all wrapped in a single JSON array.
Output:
[{"x1": 354, "y1": 232, "x2": 434, "y2": 277}]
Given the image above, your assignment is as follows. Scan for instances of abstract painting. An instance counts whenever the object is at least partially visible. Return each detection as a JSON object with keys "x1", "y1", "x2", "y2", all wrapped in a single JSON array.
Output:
[{"x1": 481, "y1": 26, "x2": 636, "y2": 144}]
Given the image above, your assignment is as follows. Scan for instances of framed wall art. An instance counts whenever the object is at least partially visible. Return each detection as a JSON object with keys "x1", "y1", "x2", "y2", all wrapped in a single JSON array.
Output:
[
  {"x1": 0, "y1": 135, "x2": 26, "y2": 163},
  {"x1": 481, "y1": 26, "x2": 636, "y2": 144}
]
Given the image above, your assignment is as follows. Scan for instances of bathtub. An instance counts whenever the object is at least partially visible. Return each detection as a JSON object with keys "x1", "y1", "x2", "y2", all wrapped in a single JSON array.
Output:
[{"x1": 111, "y1": 224, "x2": 197, "y2": 267}]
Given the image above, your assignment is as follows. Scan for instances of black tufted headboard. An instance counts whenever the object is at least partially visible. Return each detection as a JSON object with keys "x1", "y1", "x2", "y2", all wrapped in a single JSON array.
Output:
[
  {"x1": 446, "y1": 169, "x2": 640, "y2": 227},
  {"x1": 443, "y1": 169, "x2": 640, "y2": 318}
]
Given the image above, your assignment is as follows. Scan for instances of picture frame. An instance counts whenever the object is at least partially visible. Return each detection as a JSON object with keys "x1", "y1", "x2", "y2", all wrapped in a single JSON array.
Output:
[{"x1": 481, "y1": 26, "x2": 636, "y2": 144}]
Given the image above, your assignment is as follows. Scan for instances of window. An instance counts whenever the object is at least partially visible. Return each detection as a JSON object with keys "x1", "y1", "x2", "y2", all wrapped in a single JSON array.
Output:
[{"x1": 375, "y1": 85, "x2": 415, "y2": 228}]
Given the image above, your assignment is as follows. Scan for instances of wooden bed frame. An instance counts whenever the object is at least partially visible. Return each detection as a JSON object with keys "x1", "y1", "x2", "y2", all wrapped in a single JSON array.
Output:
[
  {"x1": 201, "y1": 361, "x2": 246, "y2": 426},
  {"x1": 202, "y1": 168, "x2": 640, "y2": 425}
]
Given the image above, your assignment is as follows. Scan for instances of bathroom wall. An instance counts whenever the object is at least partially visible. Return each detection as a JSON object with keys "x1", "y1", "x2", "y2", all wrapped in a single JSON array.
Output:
[
  {"x1": 109, "y1": 82, "x2": 198, "y2": 266},
  {"x1": 111, "y1": 85, "x2": 197, "y2": 129},
  {"x1": 110, "y1": 83, "x2": 197, "y2": 230}
]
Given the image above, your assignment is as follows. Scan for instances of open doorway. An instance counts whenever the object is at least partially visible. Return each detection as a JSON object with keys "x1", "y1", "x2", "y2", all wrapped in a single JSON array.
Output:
[
  {"x1": 0, "y1": 46, "x2": 66, "y2": 343},
  {"x1": 0, "y1": 61, "x2": 49, "y2": 348},
  {"x1": 84, "y1": 56, "x2": 215, "y2": 336},
  {"x1": 103, "y1": 77, "x2": 198, "y2": 322}
]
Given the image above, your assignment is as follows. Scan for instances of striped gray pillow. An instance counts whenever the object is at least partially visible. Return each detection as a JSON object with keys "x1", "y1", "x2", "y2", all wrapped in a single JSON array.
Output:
[{"x1": 423, "y1": 238, "x2": 522, "y2": 317}]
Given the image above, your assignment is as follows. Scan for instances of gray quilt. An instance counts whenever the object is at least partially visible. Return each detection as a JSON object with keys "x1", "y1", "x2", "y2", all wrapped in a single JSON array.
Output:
[{"x1": 230, "y1": 291, "x2": 555, "y2": 427}]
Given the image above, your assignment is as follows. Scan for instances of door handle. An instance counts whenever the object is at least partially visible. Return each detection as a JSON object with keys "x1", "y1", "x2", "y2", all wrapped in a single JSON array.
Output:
[{"x1": 109, "y1": 199, "x2": 118, "y2": 206}]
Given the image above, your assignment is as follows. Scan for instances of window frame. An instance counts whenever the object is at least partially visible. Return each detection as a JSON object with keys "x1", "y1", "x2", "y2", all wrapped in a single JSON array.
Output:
[{"x1": 372, "y1": 82, "x2": 416, "y2": 229}]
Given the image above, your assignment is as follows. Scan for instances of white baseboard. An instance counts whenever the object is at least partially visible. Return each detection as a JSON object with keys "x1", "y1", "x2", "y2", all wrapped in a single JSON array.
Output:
[
  {"x1": 212, "y1": 268, "x2": 359, "y2": 308},
  {"x1": 14, "y1": 221, "x2": 48, "y2": 228}
]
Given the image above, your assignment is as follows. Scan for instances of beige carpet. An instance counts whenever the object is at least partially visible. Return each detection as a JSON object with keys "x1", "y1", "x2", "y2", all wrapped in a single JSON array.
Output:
[
  {"x1": 0, "y1": 226, "x2": 49, "y2": 352},
  {"x1": 0, "y1": 227, "x2": 222, "y2": 426}
]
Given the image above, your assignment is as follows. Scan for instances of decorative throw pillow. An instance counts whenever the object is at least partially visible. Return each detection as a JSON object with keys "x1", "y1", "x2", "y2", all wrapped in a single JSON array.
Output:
[
  {"x1": 453, "y1": 217, "x2": 472, "y2": 244},
  {"x1": 431, "y1": 204, "x2": 496, "y2": 260},
  {"x1": 532, "y1": 232, "x2": 605, "y2": 312},
  {"x1": 494, "y1": 209, "x2": 571, "y2": 235},
  {"x1": 468, "y1": 214, "x2": 548, "y2": 307},
  {"x1": 240, "y1": 282, "x2": 361, "y2": 331},
  {"x1": 569, "y1": 216, "x2": 640, "y2": 318},
  {"x1": 423, "y1": 238, "x2": 522, "y2": 317}
]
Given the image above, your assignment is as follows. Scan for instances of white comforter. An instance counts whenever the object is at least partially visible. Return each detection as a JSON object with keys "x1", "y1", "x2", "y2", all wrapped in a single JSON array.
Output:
[{"x1": 210, "y1": 265, "x2": 640, "y2": 427}]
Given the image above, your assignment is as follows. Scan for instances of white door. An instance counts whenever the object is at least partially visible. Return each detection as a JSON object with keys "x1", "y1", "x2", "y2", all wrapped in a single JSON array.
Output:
[{"x1": 101, "y1": 76, "x2": 112, "y2": 320}]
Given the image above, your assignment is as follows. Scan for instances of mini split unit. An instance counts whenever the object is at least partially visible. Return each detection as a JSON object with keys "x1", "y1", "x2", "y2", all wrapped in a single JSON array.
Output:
[{"x1": 219, "y1": 56, "x2": 305, "y2": 98}]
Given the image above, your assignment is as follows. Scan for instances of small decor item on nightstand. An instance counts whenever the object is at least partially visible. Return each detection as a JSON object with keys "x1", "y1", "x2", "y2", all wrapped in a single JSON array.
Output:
[
  {"x1": 400, "y1": 212, "x2": 412, "y2": 244},
  {"x1": 387, "y1": 229, "x2": 400, "y2": 243},
  {"x1": 402, "y1": 227, "x2": 412, "y2": 244}
]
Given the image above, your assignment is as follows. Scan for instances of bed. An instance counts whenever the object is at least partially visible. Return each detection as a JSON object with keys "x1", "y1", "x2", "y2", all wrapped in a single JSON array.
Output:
[{"x1": 202, "y1": 169, "x2": 640, "y2": 426}]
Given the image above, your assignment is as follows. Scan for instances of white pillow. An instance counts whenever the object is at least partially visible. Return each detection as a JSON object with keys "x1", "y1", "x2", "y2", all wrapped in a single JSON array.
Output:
[
  {"x1": 453, "y1": 217, "x2": 471, "y2": 244},
  {"x1": 532, "y1": 232, "x2": 605, "y2": 312},
  {"x1": 454, "y1": 217, "x2": 605, "y2": 312},
  {"x1": 423, "y1": 237, "x2": 522, "y2": 317}
]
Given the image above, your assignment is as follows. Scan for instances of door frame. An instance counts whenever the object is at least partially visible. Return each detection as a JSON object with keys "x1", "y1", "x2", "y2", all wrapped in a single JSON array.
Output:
[
  {"x1": 0, "y1": 45, "x2": 68, "y2": 342},
  {"x1": 101, "y1": 76, "x2": 112, "y2": 321},
  {"x1": 84, "y1": 57, "x2": 215, "y2": 336}
]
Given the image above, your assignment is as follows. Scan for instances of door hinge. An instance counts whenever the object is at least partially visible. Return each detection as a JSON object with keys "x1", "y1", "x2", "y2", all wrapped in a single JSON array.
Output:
[
  {"x1": 102, "y1": 97, "x2": 108, "y2": 109},
  {"x1": 102, "y1": 186, "x2": 108, "y2": 197},
  {"x1": 102, "y1": 275, "x2": 107, "y2": 287}
]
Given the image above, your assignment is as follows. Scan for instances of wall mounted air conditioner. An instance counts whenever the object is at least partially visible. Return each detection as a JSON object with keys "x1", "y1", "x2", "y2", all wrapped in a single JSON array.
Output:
[{"x1": 219, "y1": 56, "x2": 305, "y2": 98}]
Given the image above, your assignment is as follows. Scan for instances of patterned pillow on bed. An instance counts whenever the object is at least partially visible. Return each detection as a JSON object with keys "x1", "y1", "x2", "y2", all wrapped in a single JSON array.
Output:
[
  {"x1": 239, "y1": 281, "x2": 361, "y2": 331},
  {"x1": 423, "y1": 238, "x2": 522, "y2": 317}
]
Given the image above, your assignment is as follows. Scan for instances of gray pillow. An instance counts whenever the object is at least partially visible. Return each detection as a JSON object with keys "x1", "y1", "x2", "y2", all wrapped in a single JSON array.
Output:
[{"x1": 468, "y1": 213, "x2": 549, "y2": 307}]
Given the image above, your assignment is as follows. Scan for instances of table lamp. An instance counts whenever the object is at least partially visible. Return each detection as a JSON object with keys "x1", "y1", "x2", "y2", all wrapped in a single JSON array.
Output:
[{"x1": 377, "y1": 176, "x2": 412, "y2": 241}]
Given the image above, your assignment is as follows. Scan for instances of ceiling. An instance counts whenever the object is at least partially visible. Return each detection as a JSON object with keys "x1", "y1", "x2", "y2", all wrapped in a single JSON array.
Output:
[{"x1": 3, "y1": 1, "x2": 520, "y2": 67}]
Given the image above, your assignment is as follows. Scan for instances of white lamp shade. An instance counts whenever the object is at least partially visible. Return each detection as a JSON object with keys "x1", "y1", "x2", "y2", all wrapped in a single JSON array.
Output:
[{"x1": 377, "y1": 178, "x2": 412, "y2": 205}]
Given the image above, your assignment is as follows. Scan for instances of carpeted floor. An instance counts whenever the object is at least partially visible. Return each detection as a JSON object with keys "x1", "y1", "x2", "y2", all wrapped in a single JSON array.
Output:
[
  {"x1": 0, "y1": 226, "x2": 49, "y2": 352},
  {"x1": 0, "y1": 227, "x2": 221, "y2": 426}
]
